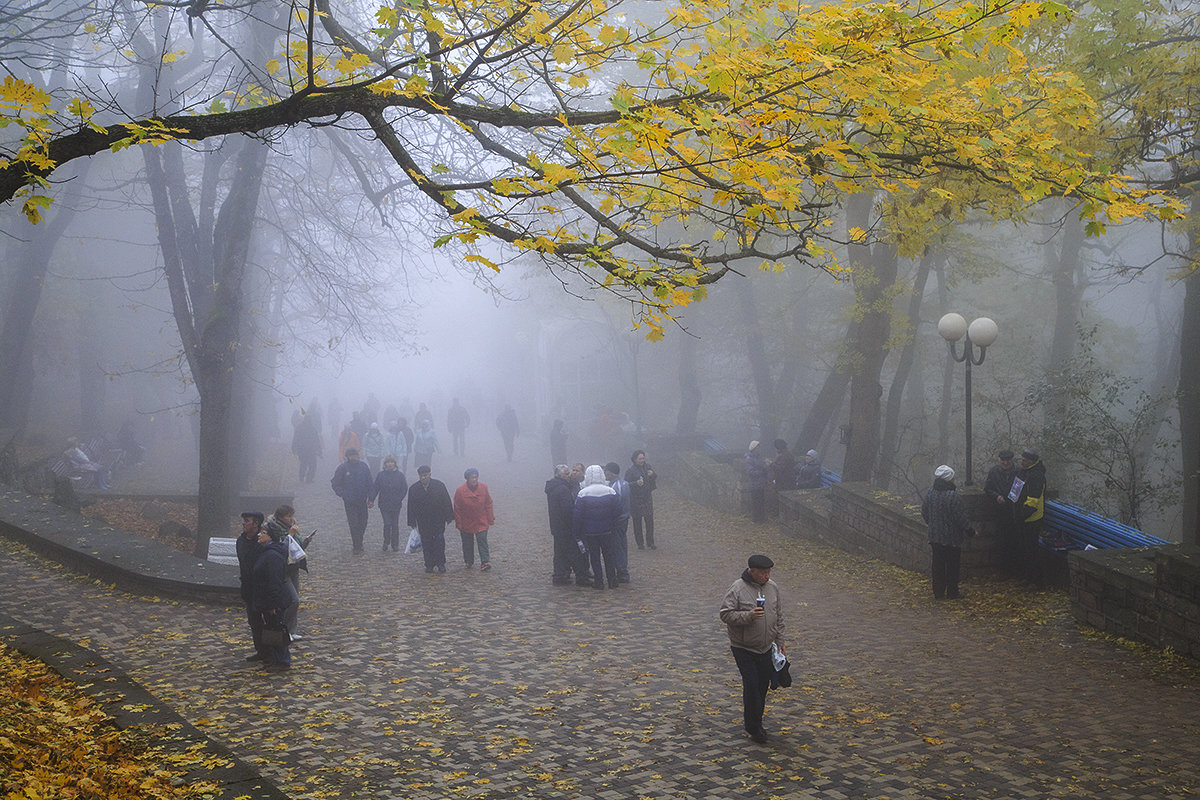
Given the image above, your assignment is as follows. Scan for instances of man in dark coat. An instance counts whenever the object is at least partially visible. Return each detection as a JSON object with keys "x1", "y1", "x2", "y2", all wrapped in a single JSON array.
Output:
[
  {"x1": 407, "y1": 464, "x2": 455, "y2": 573},
  {"x1": 446, "y1": 398, "x2": 470, "y2": 456},
  {"x1": 496, "y1": 405, "x2": 520, "y2": 462},
  {"x1": 331, "y1": 447, "x2": 373, "y2": 553},
  {"x1": 983, "y1": 449, "x2": 1019, "y2": 575},
  {"x1": 546, "y1": 465, "x2": 582, "y2": 585},
  {"x1": 252, "y1": 524, "x2": 292, "y2": 670},
  {"x1": 236, "y1": 511, "x2": 266, "y2": 662},
  {"x1": 292, "y1": 414, "x2": 322, "y2": 483},
  {"x1": 624, "y1": 450, "x2": 658, "y2": 549}
]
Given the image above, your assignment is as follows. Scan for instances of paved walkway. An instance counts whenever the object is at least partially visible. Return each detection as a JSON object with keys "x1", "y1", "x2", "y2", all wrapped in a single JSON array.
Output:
[{"x1": 3, "y1": 435, "x2": 1200, "y2": 799}]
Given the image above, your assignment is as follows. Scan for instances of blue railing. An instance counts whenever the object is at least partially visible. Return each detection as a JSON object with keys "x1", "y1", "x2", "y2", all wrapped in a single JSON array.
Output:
[
  {"x1": 814, "y1": 468, "x2": 1167, "y2": 551},
  {"x1": 1042, "y1": 501, "x2": 1169, "y2": 550}
]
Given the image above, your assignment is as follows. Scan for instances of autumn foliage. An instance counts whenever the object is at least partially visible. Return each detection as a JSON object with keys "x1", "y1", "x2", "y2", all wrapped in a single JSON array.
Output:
[{"x1": 0, "y1": 642, "x2": 219, "y2": 800}]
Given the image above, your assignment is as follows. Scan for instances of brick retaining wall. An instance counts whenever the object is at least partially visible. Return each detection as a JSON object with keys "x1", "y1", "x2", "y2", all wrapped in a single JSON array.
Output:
[{"x1": 1069, "y1": 545, "x2": 1200, "y2": 660}]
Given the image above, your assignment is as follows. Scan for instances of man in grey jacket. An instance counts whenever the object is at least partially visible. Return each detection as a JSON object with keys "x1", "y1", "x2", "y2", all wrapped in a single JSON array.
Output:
[{"x1": 719, "y1": 554, "x2": 786, "y2": 743}]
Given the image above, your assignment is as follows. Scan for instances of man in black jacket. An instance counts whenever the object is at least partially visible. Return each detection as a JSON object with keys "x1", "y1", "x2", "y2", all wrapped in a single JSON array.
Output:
[
  {"x1": 236, "y1": 512, "x2": 266, "y2": 662},
  {"x1": 407, "y1": 465, "x2": 455, "y2": 573},
  {"x1": 252, "y1": 524, "x2": 292, "y2": 670},
  {"x1": 546, "y1": 464, "x2": 586, "y2": 585}
]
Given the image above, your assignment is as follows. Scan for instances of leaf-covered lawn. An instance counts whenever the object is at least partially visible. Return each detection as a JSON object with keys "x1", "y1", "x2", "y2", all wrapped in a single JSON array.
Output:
[{"x1": 0, "y1": 641, "x2": 221, "y2": 800}]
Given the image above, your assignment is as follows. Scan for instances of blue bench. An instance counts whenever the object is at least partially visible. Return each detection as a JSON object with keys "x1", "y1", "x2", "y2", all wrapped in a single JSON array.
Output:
[{"x1": 1041, "y1": 501, "x2": 1169, "y2": 550}]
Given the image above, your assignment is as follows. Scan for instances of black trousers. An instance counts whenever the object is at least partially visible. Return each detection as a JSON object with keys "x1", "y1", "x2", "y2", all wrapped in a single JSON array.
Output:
[
  {"x1": 731, "y1": 646, "x2": 774, "y2": 734},
  {"x1": 930, "y1": 542, "x2": 962, "y2": 599},
  {"x1": 380, "y1": 507, "x2": 401, "y2": 549},
  {"x1": 632, "y1": 512, "x2": 655, "y2": 548},
  {"x1": 552, "y1": 534, "x2": 589, "y2": 580},
  {"x1": 344, "y1": 499, "x2": 369, "y2": 550}
]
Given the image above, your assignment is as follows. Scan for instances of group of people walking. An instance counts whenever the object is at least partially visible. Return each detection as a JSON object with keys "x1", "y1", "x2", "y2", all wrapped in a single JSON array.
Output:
[
  {"x1": 544, "y1": 451, "x2": 659, "y2": 589},
  {"x1": 330, "y1": 446, "x2": 496, "y2": 573}
]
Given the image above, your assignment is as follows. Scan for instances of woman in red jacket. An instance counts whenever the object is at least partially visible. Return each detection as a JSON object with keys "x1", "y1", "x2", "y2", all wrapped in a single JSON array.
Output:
[{"x1": 453, "y1": 468, "x2": 495, "y2": 570}]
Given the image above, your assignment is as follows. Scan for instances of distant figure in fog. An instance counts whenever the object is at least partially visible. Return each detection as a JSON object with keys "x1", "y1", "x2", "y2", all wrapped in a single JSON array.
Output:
[
  {"x1": 362, "y1": 422, "x2": 386, "y2": 474},
  {"x1": 331, "y1": 447, "x2": 372, "y2": 554},
  {"x1": 338, "y1": 423, "x2": 360, "y2": 463},
  {"x1": 413, "y1": 419, "x2": 440, "y2": 470},
  {"x1": 770, "y1": 439, "x2": 796, "y2": 492},
  {"x1": 745, "y1": 441, "x2": 769, "y2": 524},
  {"x1": 550, "y1": 419, "x2": 568, "y2": 466},
  {"x1": 370, "y1": 455, "x2": 408, "y2": 552},
  {"x1": 496, "y1": 405, "x2": 520, "y2": 462},
  {"x1": 408, "y1": 465, "x2": 454, "y2": 573},
  {"x1": 796, "y1": 449, "x2": 823, "y2": 489},
  {"x1": 453, "y1": 468, "x2": 495, "y2": 570},
  {"x1": 447, "y1": 399, "x2": 471, "y2": 457},
  {"x1": 117, "y1": 418, "x2": 145, "y2": 466},
  {"x1": 384, "y1": 421, "x2": 408, "y2": 475},
  {"x1": 292, "y1": 414, "x2": 322, "y2": 483},
  {"x1": 397, "y1": 417, "x2": 415, "y2": 473},
  {"x1": 414, "y1": 402, "x2": 435, "y2": 431}
]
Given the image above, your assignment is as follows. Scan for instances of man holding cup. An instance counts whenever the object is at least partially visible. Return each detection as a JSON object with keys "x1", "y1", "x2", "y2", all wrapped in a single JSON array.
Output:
[{"x1": 719, "y1": 554, "x2": 786, "y2": 744}]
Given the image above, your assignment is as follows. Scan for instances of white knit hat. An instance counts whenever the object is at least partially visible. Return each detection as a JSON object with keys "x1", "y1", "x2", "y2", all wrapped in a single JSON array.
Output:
[{"x1": 934, "y1": 465, "x2": 955, "y2": 481}]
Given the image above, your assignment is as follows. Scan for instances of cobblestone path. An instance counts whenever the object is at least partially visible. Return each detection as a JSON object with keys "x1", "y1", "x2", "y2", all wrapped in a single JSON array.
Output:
[{"x1": 3, "y1": 435, "x2": 1199, "y2": 799}]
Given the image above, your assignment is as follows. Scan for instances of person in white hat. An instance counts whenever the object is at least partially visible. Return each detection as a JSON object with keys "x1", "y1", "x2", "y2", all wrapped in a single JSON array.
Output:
[{"x1": 921, "y1": 465, "x2": 975, "y2": 599}]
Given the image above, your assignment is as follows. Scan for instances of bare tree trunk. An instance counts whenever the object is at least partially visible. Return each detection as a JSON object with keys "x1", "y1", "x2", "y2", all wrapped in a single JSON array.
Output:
[
  {"x1": 793, "y1": 322, "x2": 857, "y2": 455},
  {"x1": 843, "y1": 193, "x2": 898, "y2": 482},
  {"x1": 936, "y1": 260, "x2": 953, "y2": 461},
  {"x1": 874, "y1": 249, "x2": 939, "y2": 487},
  {"x1": 1045, "y1": 208, "x2": 1086, "y2": 436},
  {"x1": 0, "y1": 170, "x2": 87, "y2": 431},
  {"x1": 739, "y1": 277, "x2": 781, "y2": 442}
]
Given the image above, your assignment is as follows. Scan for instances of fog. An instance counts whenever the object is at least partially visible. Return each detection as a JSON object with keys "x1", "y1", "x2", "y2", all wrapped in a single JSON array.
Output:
[{"x1": 2, "y1": 0, "x2": 1195, "y2": 545}]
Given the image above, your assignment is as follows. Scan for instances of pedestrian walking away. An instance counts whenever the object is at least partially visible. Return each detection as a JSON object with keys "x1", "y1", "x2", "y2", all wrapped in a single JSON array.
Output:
[
  {"x1": 447, "y1": 398, "x2": 471, "y2": 457},
  {"x1": 719, "y1": 554, "x2": 786, "y2": 744},
  {"x1": 453, "y1": 467, "x2": 495, "y2": 570}
]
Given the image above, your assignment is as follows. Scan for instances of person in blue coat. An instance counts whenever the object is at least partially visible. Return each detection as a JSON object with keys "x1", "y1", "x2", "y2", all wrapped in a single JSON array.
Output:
[
  {"x1": 252, "y1": 525, "x2": 292, "y2": 670},
  {"x1": 331, "y1": 447, "x2": 373, "y2": 553}
]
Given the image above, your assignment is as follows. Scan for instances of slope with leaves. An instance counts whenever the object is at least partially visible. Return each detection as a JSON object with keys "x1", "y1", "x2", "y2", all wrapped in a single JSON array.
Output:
[{"x1": 0, "y1": 640, "x2": 222, "y2": 800}]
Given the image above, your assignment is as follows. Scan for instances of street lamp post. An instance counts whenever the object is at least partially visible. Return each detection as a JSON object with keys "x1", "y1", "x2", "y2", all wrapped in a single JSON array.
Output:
[{"x1": 937, "y1": 312, "x2": 999, "y2": 486}]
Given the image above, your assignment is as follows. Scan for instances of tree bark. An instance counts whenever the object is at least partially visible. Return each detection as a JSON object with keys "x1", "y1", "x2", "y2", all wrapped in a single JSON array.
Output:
[
  {"x1": 0, "y1": 173, "x2": 87, "y2": 431},
  {"x1": 874, "y1": 249, "x2": 938, "y2": 487},
  {"x1": 739, "y1": 277, "x2": 780, "y2": 442},
  {"x1": 843, "y1": 193, "x2": 898, "y2": 482}
]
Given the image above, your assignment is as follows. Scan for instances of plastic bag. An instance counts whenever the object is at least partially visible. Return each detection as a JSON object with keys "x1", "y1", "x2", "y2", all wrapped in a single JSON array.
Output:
[{"x1": 404, "y1": 528, "x2": 423, "y2": 554}]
